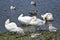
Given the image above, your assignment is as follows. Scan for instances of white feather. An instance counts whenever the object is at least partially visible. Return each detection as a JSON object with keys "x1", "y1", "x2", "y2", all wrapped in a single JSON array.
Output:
[
  {"x1": 41, "y1": 13, "x2": 53, "y2": 20},
  {"x1": 18, "y1": 14, "x2": 46, "y2": 26},
  {"x1": 5, "y1": 19, "x2": 25, "y2": 35}
]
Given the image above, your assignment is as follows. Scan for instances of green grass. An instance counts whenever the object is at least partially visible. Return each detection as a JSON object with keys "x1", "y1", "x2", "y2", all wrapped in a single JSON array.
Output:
[{"x1": 0, "y1": 30, "x2": 60, "y2": 40}]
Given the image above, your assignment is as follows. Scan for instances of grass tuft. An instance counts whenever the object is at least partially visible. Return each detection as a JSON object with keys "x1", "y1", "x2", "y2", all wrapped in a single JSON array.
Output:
[{"x1": 0, "y1": 30, "x2": 60, "y2": 40}]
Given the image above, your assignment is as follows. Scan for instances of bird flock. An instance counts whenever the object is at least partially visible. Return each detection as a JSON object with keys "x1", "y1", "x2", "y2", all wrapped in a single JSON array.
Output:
[
  {"x1": 4, "y1": 1, "x2": 57, "y2": 38},
  {"x1": 5, "y1": 12, "x2": 57, "y2": 38}
]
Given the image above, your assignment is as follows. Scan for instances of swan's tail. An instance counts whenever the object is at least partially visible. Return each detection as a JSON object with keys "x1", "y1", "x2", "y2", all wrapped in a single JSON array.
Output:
[
  {"x1": 5, "y1": 19, "x2": 10, "y2": 25},
  {"x1": 19, "y1": 14, "x2": 23, "y2": 17},
  {"x1": 20, "y1": 14, "x2": 23, "y2": 17},
  {"x1": 18, "y1": 14, "x2": 23, "y2": 20}
]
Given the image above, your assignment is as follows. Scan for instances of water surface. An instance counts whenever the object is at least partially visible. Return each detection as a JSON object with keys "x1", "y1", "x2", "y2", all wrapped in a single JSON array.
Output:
[{"x1": 0, "y1": 0, "x2": 60, "y2": 32}]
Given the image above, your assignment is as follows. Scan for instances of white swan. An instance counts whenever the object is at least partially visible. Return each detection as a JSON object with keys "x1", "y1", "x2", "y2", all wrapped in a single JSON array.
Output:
[
  {"x1": 41, "y1": 13, "x2": 57, "y2": 31},
  {"x1": 41, "y1": 13, "x2": 53, "y2": 21},
  {"x1": 5, "y1": 19, "x2": 25, "y2": 35},
  {"x1": 18, "y1": 14, "x2": 46, "y2": 26},
  {"x1": 18, "y1": 14, "x2": 36, "y2": 24}
]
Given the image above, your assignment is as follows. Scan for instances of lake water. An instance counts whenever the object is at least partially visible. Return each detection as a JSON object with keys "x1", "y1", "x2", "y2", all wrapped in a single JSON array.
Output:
[{"x1": 0, "y1": 0, "x2": 60, "y2": 32}]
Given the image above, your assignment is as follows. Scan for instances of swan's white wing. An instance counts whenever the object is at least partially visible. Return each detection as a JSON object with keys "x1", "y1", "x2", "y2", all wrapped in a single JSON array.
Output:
[
  {"x1": 18, "y1": 16, "x2": 33, "y2": 24},
  {"x1": 5, "y1": 22, "x2": 18, "y2": 32},
  {"x1": 30, "y1": 18, "x2": 44, "y2": 26},
  {"x1": 47, "y1": 14, "x2": 53, "y2": 20},
  {"x1": 17, "y1": 27, "x2": 25, "y2": 35},
  {"x1": 23, "y1": 16, "x2": 32, "y2": 20},
  {"x1": 22, "y1": 16, "x2": 32, "y2": 21},
  {"x1": 37, "y1": 19, "x2": 45, "y2": 25}
]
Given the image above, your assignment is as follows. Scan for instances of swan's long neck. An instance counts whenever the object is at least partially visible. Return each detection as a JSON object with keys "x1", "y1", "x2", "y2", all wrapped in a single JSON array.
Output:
[{"x1": 5, "y1": 19, "x2": 10, "y2": 25}]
